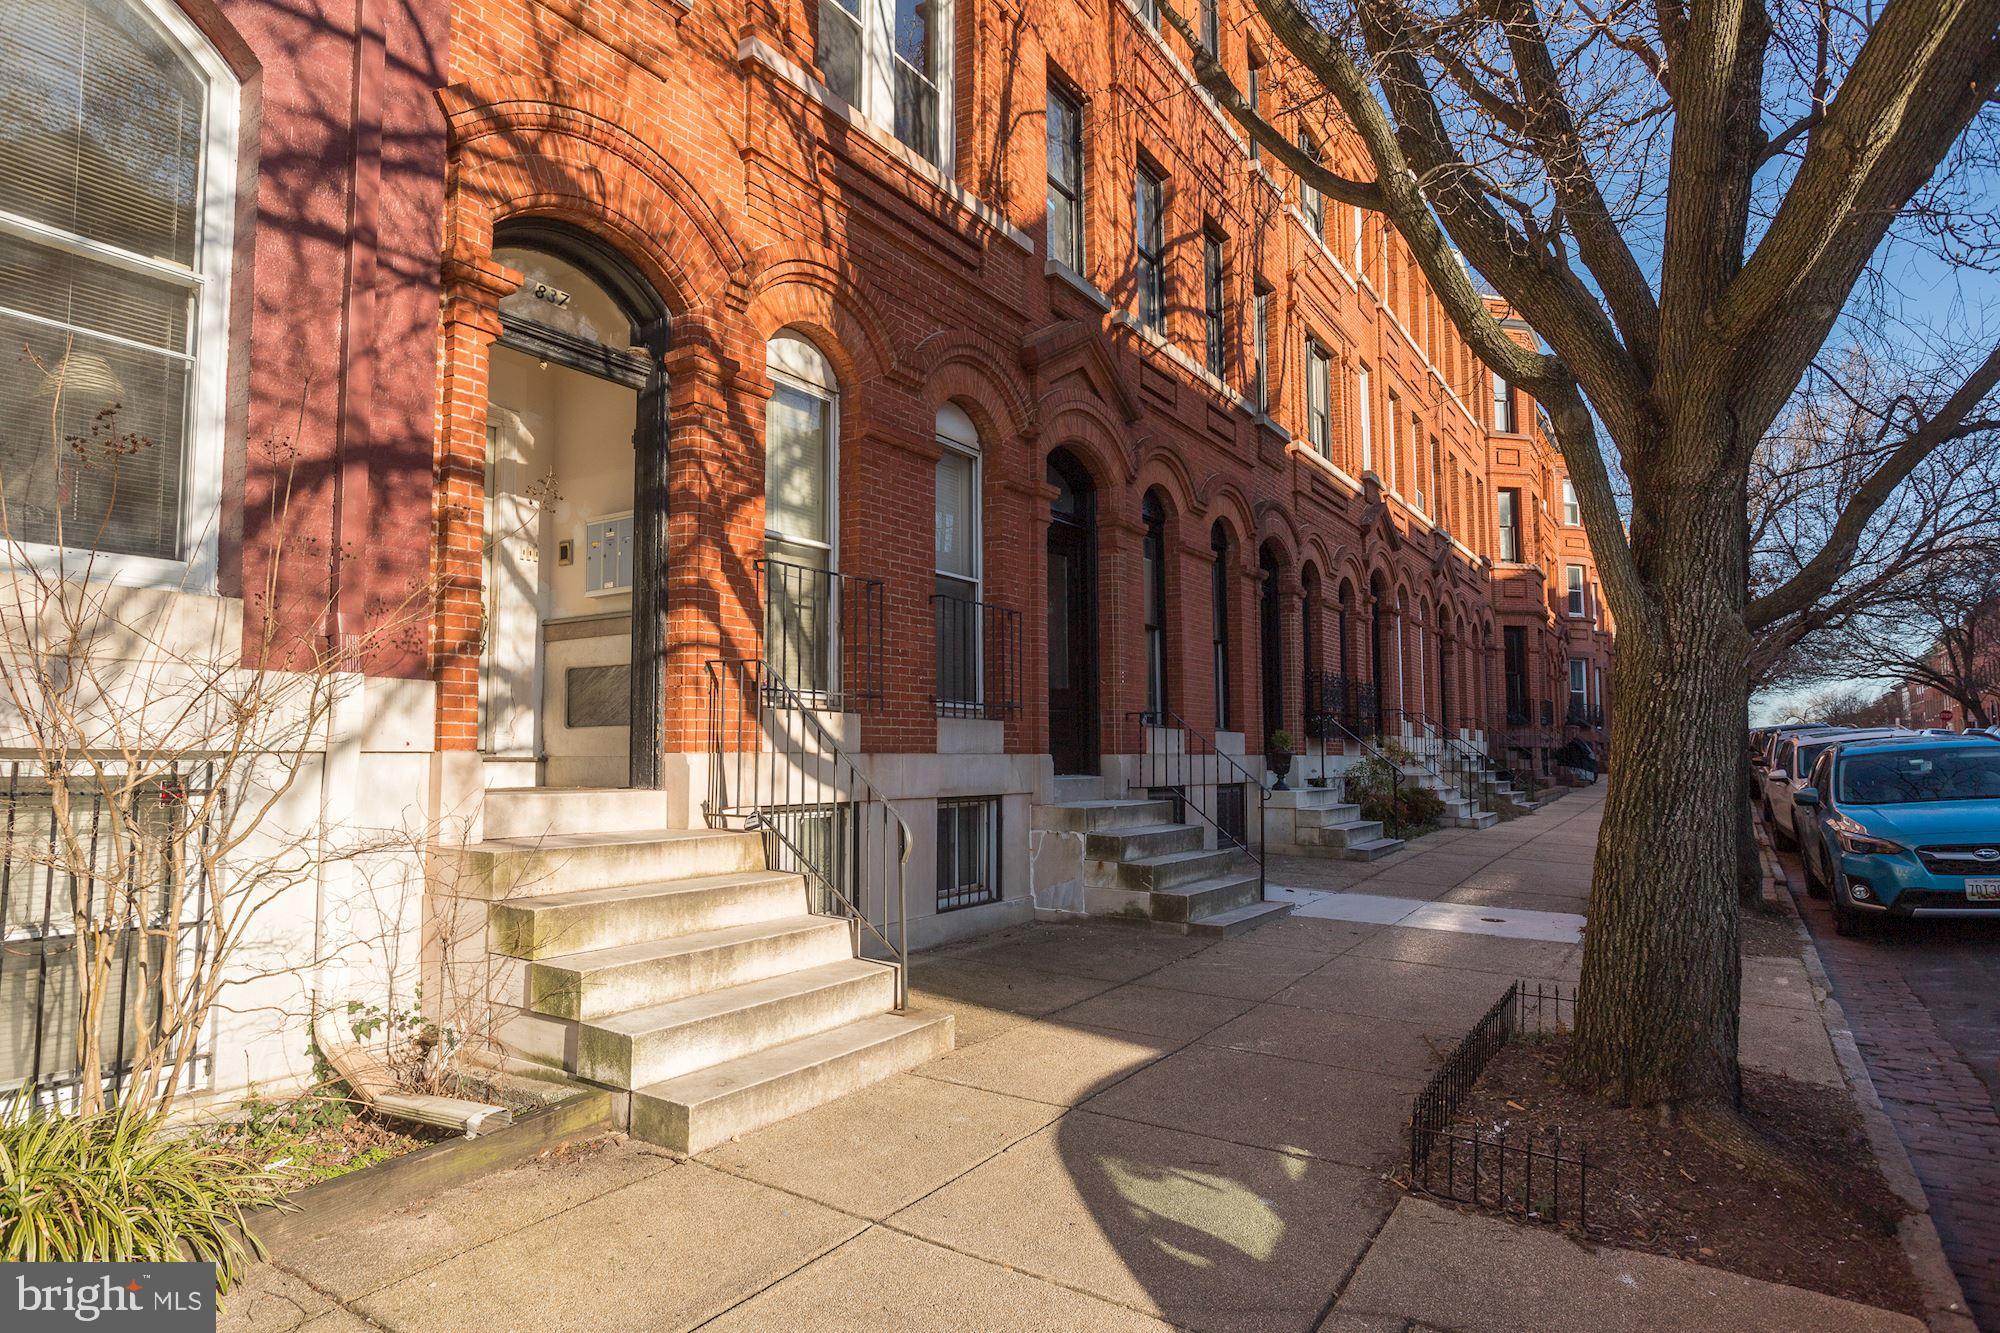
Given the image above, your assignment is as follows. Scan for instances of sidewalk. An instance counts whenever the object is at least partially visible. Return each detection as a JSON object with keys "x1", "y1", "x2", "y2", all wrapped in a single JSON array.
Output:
[{"x1": 223, "y1": 788, "x2": 1921, "y2": 1333}]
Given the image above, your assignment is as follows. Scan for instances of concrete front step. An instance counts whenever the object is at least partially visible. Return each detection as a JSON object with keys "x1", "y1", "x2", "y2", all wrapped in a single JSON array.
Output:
[
  {"x1": 1454, "y1": 810, "x2": 1501, "y2": 830},
  {"x1": 1087, "y1": 870, "x2": 1262, "y2": 925},
  {"x1": 527, "y1": 914, "x2": 852, "y2": 1020},
  {"x1": 451, "y1": 828, "x2": 767, "y2": 900},
  {"x1": 481, "y1": 786, "x2": 673, "y2": 841},
  {"x1": 1336, "y1": 835, "x2": 1405, "y2": 861},
  {"x1": 490, "y1": 871, "x2": 809, "y2": 960},
  {"x1": 1299, "y1": 816, "x2": 1387, "y2": 849},
  {"x1": 631, "y1": 1009, "x2": 955, "y2": 1154},
  {"x1": 578, "y1": 957, "x2": 897, "y2": 1089},
  {"x1": 1086, "y1": 845, "x2": 1253, "y2": 893},
  {"x1": 1033, "y1": 798, "x2": 1177, "y2": 833},
  {"x1": 1083, "y1": 822, "x2": 1207, "y2": 861},
  {"x1": 1187, "y1": 899, "x2": 1293, "y2": 938}
]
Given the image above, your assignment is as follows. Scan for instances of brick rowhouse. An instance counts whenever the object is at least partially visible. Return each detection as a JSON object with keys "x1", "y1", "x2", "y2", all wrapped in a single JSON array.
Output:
[{"x1": 421, "y1": 0, "x2": 1615, "y2": 938}]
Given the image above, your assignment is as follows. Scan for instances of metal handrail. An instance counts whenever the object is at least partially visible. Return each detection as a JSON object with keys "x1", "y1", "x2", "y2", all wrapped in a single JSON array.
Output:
[
  {"x1": 702, "y1": 658, "x2": 912, "y2": 1007},
  {"x1": 1391, "y1": 710, "x2": 1494, "y2": 816},
  {"x1": 1313, "y1": 709, "x2": 1420, "y2": 832},
  {"x1": 1128, "y1": 707, "x2": 1267, "y2": 902}
]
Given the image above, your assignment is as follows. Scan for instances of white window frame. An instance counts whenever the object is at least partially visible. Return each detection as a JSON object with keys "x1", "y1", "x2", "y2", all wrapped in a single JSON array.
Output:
[
  {"x1": 1568, "y1": 658, "x2": 1587, "y2": 712},
  {"x1": 1385, "y1": 390, "x2": 1402, "y2": 495},
  {"x1": 1566, "y1": 563, "x2": 1587, "y2": 617},
  {"x1": 1306, "y1": 338, "x2": 1331, "y2": 457},
  {"x1": 1, "y1": 0, "x2": 238, "y2": 592},
  {"x1": 1252, "y1": 288, "x2": 1270, "y2": 412},
  {"x1": 815, "y1": 0, "x2": 956, "y2": 173},
  {"x1": 934, "y1": 404, "x2": 982, "y2": 703},
  {"x1": 763, "y1": 334, "x2": 841, "y2": 574},
  {"x1": 1562, "y1": 478, "x2": 1580, "y2": 526}
]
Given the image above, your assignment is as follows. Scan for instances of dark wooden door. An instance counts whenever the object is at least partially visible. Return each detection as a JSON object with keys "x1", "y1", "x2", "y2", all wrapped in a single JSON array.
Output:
[{"x1": 1047, "y1": 517, "x2": 1098, "y2": 774}]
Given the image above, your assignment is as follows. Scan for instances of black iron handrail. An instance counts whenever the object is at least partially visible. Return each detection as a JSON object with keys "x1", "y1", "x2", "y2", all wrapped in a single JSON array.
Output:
[
  {"x1": 930, "y1": 593, "x2": 1022, "y2": 719},
  {"x1": 1127, "y1": 707, "x2": 1266, "y2": 902},
  {"x1": 1389, "y1": 709, "x2": 1494, "y2": 816},
  {"x1": 703, "y1": 658, "x2": 911, "y2": 1006},
  {"x1": 759, "y1": 558, "x2": 886, "y2": 714},
  {"x1": 1313, "y1": 708, "x2": 1420, "y2": 834}
]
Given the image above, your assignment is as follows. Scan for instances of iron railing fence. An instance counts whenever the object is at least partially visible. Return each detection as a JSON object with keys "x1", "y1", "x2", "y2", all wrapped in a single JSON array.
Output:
[
  {"x1": 930, "y1": 593, "x2": 1022, "y2": 720},
  {"x1": 1409, "y1": 981, "x2": 1589, "y2": 1230},
  {"x1": 703, "y1": 659, "x2": 910, "y2": 1007},
  {"x1": 759, "y1": 559, "x2": 886, "y2": 714},
  {"x1": 1389, "y1": 710, "x2": 1495, "y2": 814},
  {"x1": 1495, "y1": 728, "x2": 1559, "y2": 801},
  {"x1": 1128, "y1": 707, "x2": 1266, "y2": 902},
  {"x1": 1, "y1": 762, "x2": 217, "y2": 1109}
]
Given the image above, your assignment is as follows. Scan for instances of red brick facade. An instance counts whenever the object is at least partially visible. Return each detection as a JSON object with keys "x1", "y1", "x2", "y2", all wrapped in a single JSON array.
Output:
[{"x1": 424, "y1": 0, "x2": 1613, "y2": 766}]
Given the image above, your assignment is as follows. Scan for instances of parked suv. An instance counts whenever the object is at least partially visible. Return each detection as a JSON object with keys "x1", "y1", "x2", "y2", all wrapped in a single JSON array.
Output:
[
  {"x1": 1794, "y1": 734, "x2": 2000, "y2": 935},
  {"x1": 1762, "y1": 728, "x2": 1904, "y2": 850}
]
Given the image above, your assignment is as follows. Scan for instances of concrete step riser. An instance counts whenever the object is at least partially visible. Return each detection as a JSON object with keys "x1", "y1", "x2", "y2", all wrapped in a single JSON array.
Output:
[
  {"x1": 454, "y1": 832, "x2": 768, "y2": 900},
  {"x1": 482, "y1": 789, "x2": 675, "y2": 841},
  {"x1": 1086, "y1": 850, "x2": 1253, "y2": 893},
  {"x1": 1084, "y1": 876, "x2": 1259, "y2": 925},
  {"x1": 1297, "y1": 803, "x2": 1363, "y2": 825},
  {"x1": 528, "y1": 921, "x2": 853, "y2": 1020},
  {"x1": 579, "y1": 966, "x2": 897, "y2": 1089},
  {"x1": 631, "y1": 1013, "x2": 954, "y2": 1155},
  {"x1": 1306, "y1": 820, "x2": 1387, "y2": 849},
  {"x1": 1083, "y1": 825, "x2": 1207, "y2": 861},
  {"x1": 1188, "y1": 900, "x2": 1294, "y2": 938},
  {"x1": 1340, "y1": 838, "x2": 1404, "y2": 862},
  {"x1": 1033, "y1": 800, "x2": 1177, "y2": 833},
  {"x1": 491, "y1": 875, "x2": 807, "y2": 960}
]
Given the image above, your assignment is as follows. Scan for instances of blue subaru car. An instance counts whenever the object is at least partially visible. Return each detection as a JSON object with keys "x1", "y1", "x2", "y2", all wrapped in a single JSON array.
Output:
[{"x1": 1794, "y1": 734, "x2": 2000, "y2": 935}]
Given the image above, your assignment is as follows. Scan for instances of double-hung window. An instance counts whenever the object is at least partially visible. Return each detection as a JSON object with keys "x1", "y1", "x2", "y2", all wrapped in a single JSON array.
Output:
[
  {"x1": 1562, "y1": 479, "x2": 1580, "y2": 526},
  {"x1": 1566, "y1": 564, "x2": 1587, "y2": 618},
  {"x1": 1203, "y1": 232, "x2": 1227, "y2": 380},
  {"x1": 1306, "y1": 339, "x2": 1332, "y2": 458},
  {"x1": 1385, "y1": 391, "x2": 1402, "y2": 493},
  {"x1": 1252, "y1": 288, "x2": 1271, "y2": 412},
  {"x1": 764, "y1": 334, "x2": 840, "y2": 696},
  {"x1": 1135, "y1": 164, "x2": 1166, "y2": 332},
  {"x1": 1199, "y1": 0, "x2": 1219, "y2": 54},
  {"x1": 1246, "y1": 60, "x2": 1263, "y2": 163},
  {"x1": 1492, "y1": 372, "x2": 1518, "y2": 433},
  {"x1": 1430, "y1": 436, "x2": 1445, "y2": 527},
  {"x1": 934, "y1": 405, "x2": 981, "y2": 711},
  {"x1": 1497, "y1": 488, "x2": 1522, "y2": 562},
  {"x1": 1298, "y1": 132, "x2": 1324, "y2": 239},
  {"x1": 1046, "y1": 84, "x2": 1085, "y2": 274},
  {"x1": 0, "y1": 0, "x2": 239, "y2": 588},
  {"x1": 1356, "y1": 363, "x2": 1373, "y2": 472},
  {"x1": 1568, "y1": 659, "x2": 1588, "y2": 720},
  {"x1": 816, "y1": 0, "x2": 952, "y2": 169}
]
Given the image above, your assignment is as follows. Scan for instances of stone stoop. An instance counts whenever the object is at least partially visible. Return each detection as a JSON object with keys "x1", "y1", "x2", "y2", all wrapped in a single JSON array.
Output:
[
  {"x1": 1268, "y1": 787, "x2": 1405, "y2": 861},
  {"x1": 1397, "y1": 765, "x2": 1501, "y2": 831},
  {"x1": 1034, "y1": 796, "x2": 1291, "y2": 936},
  {"x1": 446, "y1": 799, "x2": 953, "y2": 1156}
]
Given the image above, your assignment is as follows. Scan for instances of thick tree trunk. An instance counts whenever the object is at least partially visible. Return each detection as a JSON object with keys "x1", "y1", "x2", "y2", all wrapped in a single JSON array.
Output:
[
  {"x1": 1736, "y1": 755, "x2": 1769, "y2": 912},
  {"x1": 1569, "y1": 472, "x2": 1747, "y2": 1108}
]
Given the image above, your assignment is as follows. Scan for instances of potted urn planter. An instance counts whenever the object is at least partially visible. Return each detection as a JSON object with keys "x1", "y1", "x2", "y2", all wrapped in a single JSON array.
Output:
[{"x1": 1266, "y1": 729, "x2": 1297, "y2": 791}]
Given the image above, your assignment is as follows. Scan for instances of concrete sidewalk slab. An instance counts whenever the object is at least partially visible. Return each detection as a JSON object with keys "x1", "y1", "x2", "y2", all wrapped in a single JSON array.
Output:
[
  {"x1": 698, "y1": 1073, "x2": 1061, "y2": 1218},
  {"x1": 697, "y1": 1228, "x2": 1177, "y2": 1331},
  {"x1": 1335, "y1": 1198, "x2": 1924, "y2": 1333},
  {"x1": 353, "y1": 1163, "x2": 861, "y2": 1333},
  {"x1": 1047, "y1": 981, "x2": 1259, "y2": 1041},
  {"x1": 888, "y1": 1110, "x2": 1395, "y2": 1333},
  {"x1": 952, "y1": 931, "x2": 1205, "y2": 983},
  {"x1": 270, "y1": 1138, "x2": 676, "y2": 1302},
  {"x1": 906, "y1": 958, "x2": 1116, "y2": 1045},
  {"x1": 1271, "y1": 954, "x2": 1515, "y2": 1026},
  {"x1": 1199, "y1": 1003, "x2": 1448, "y2": 1081},
  {"x1": 1345, "y1": 926, "x2": 1581, "y2": 979},
  {"x1": 915, "y1": 1019, "x2": 1180, "y2": 1106},
  {"x1": 1083, "y1": 1041, "x2": 1419, "y2": 1169},
  {"x1": 1138, "y1": 939, "x2": 1333, "y2": 1000},
  {"x1": 1740, "y1": 995, "x2": 1847, "y2": 1088}
]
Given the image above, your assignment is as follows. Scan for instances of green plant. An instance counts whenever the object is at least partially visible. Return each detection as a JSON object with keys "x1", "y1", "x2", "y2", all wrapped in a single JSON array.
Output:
[
  {"x1": 0, "y1": 1101, "x2": 290, "y2": 1290},
  {"x1": 1266, "y1": 729, "x2": 1297, "y2": 755},
  {"x1": 1344, "y1": 753, "x2": 1446, "y2": 837}
]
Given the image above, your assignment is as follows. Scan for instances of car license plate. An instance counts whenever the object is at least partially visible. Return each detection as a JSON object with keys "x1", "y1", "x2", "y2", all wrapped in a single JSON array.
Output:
[{"x1": 1968, "y1": 879, "x2": 2000, "y2": 901}]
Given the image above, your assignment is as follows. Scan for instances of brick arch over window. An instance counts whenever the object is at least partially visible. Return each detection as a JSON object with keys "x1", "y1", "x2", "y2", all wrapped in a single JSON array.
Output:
[{"x1": 741, "y1": 249, "x2": 901, "y2": 399}]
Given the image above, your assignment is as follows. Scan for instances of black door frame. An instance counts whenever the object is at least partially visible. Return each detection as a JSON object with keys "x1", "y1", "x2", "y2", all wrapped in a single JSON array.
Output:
[
  {"x1": 1046, "y1": 449, "x2": 1099, "y2": 775},
  {"x1": 1259, "y1": 547, "x2": 1283, "y2": 751},
  {"x1": 491, "y1": 220, "x2": 671, "y2": 789}
]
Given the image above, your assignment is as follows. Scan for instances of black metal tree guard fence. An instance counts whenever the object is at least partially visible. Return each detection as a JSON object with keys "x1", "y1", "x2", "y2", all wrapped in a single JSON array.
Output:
[{"x1": 1407, "y1": 980, "x2": 1591, "y2": 1230}]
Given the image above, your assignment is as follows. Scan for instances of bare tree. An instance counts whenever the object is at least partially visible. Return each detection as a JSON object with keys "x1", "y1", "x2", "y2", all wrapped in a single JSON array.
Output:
[
  {"x1": 1159, "y1": 0, "x2": 2000, "y2": 1105},
  {"x1": 1814, "y1": 550, "x2": 2000, "y2": 728},
  {"x1": 1778, "y1": 682, "x2": 1899, "y2": 727}
]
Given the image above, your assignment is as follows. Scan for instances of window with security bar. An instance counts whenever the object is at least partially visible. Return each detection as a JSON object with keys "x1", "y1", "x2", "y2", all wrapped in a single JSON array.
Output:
[{"x1": 936, "y1": 798, "x2": 1000, "y2": 912}]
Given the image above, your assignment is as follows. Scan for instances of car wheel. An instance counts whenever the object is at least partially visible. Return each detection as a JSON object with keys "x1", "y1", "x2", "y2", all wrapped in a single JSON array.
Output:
[
  {"x1": 1831, "y1": 877, "x2": 1870, "y2": 937},
  {"x1": 1802, "y1": 845, "x2": 1830, "y2": 900},
  {"x1": 1773, "y1": 818, "x2": 1796, "y2": 852}
]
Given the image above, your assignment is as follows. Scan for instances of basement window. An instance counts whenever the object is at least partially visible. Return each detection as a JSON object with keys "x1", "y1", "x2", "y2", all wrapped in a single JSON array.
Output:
[{"x1": 936, "y1": 797, "x2": 1000, "y2": 912}]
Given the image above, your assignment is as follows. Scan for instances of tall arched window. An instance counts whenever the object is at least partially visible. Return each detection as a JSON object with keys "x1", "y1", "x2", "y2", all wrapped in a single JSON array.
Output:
[
  {"x1": 0, "y1": 0, "x2": 238, "y2": 584},
  {"x1": 934, "y1": 403, "x2": 982, "y2": 711},
  {"x1": 1141, "y1": 490, "x2": 1169, "y2": 716},
  {"x1": 1210, "y1": 523, "x2": 1231, "y2": 731},
  {"x1": 764, "y1": 332, "x2": 839, "y2": 694}
]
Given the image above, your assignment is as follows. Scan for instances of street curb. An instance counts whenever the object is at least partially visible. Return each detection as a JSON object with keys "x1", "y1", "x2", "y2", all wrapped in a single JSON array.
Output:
[{"x1": 1754, "y1": 826, "x2": 1978, "y2": 1333}]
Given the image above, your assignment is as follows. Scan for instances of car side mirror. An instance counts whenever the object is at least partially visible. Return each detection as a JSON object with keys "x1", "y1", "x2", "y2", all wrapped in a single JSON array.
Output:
[
  {"x1": 1794, "y1": 787, "x2": 1820, "y2": 809},
  {"x1": 1768, "y1": 770, "x2": 1787, "y2": 783}
]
